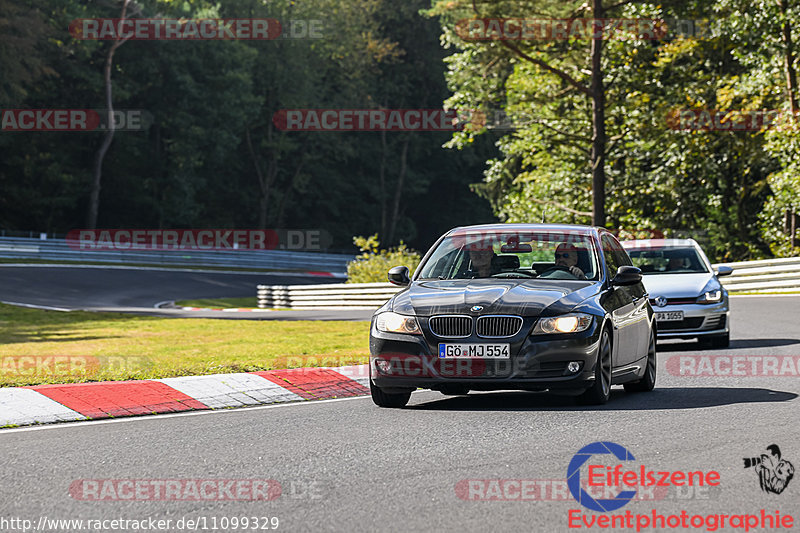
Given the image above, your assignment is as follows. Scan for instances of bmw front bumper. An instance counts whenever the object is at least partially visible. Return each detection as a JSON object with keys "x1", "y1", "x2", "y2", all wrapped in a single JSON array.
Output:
[{"x1": 369, "y1": 318, "x2": 604, "y2": 392}]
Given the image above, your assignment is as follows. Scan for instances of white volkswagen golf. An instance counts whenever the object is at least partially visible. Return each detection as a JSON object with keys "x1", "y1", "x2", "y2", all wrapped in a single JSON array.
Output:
[{"x1": 621, "y1": 239, "x2": 732, "y2": 347}]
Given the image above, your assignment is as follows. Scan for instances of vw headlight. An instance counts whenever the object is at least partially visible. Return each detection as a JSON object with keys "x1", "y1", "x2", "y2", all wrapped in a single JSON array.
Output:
[
  {"x1": 533, "y1": 313, "x2": 593, "y2": 334},
  {"x1": 697, "y1": 281, "x2": 724, "y2": 304},
  {"x1": 375, "y1": 312, "x2": 421, "y2": 335},
  {"x1": 697, "y1": 289, "x2": 723, "y2": 304}
]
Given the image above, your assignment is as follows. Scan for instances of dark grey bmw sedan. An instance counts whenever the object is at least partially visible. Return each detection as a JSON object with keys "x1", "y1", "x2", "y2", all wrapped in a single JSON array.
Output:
[{"x1": 369, "y1": 224, "x2": 656, "y2": 407}]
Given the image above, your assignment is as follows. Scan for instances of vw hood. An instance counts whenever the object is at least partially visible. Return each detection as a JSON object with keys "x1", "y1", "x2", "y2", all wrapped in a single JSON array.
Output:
[{"x1": 641, "y1": 273, "x2": 718, "y2": 298}]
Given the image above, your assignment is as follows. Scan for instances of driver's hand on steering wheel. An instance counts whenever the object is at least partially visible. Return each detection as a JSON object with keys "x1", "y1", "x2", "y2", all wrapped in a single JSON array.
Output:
[{"x1": 569, "y1": 266, "x2": 587, "y2": 280}]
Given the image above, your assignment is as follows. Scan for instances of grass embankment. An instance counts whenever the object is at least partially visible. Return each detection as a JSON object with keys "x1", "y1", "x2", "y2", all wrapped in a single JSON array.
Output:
[
  {"x1": 174, "y1": 297, "x2": 259, "y2": 308},
  {"x1": 0, "y1": 303, "x2": 369, "y2": 387}
]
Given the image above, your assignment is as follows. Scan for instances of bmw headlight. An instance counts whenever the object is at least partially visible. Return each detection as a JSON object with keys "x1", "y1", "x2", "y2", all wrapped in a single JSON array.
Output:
[
  {"x1": 533, "y1": 313, "x2": 593, "y2": 334},
  {"x1": 697, "y1": 281, "x2": 724, "y2": 304},
  {"x1": 375, "y1": 312, "x2": 421, "y2": 335}
]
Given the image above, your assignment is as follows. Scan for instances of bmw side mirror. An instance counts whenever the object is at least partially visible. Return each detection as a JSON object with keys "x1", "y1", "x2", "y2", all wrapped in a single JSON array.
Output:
[
  {"x1": 611, "y1": 265, "x2": 642, "y2": 286},
  {"x1": 388, "y1": 265, "x2": 411, "y2": 286},
  {"x1": 715, "y1": 265, "x2": 733, "y2": 277}
]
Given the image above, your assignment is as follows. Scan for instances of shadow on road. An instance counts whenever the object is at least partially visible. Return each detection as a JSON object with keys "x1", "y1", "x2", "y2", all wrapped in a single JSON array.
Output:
[
  {"x1": 657, "y1": 338, "x2": 800, "y2": 352},
  {"x1": 406, "y1": 387, "x2": 798, "y2": 412}
]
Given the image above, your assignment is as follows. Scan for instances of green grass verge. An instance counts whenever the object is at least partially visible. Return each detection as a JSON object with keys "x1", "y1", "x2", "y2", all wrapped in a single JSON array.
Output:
[
  {"x1": 174, "y1": 297, "x2": 259, "y2": 308},
  {"x1": 0, "y1": 303, "x2": 369, "y2": 387}
]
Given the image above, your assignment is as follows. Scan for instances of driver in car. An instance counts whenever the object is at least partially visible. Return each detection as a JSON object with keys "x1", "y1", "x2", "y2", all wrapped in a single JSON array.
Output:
[
  {"x1": 555, "y1": 243, "x2": 587, "y2": 280},
  {"x1": 667, "y1": 255, "x2": 687, "y2": 271},
  {"x1": 467, "y1": 247, "x2": 497, "y2": 278}
]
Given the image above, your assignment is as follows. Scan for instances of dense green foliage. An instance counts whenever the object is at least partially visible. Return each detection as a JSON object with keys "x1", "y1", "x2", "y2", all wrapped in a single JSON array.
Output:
[
  {"x1": 345, "y1": 234, "x2": 421, "y2": 283},
  {"x1": 427, "y1": 0, "x2": 800, "y2": 260},
  {"x1": 0, "y1": 0, "x2": 494, "y2": 251},
  {"x1": 3, "y1": 0, "x2": 800, "y2": 261}
]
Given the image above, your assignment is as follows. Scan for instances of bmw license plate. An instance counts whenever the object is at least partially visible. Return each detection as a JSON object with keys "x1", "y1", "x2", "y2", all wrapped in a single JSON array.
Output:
[
  {"x1": 438, "y1": 343, "x2": 510, "y2": 359},
  {"x1": 655, "y1": 311, "x2": 684, "y2": 322}
]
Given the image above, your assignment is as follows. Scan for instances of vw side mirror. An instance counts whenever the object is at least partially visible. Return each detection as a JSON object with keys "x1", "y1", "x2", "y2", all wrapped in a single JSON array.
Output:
[{"x1": 715, "y1": 265, "x2": 733, "y2": 277}]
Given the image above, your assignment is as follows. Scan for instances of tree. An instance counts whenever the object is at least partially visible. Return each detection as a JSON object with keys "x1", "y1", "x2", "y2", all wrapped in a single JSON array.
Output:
[
  {"x1": 428, "y1": 0, "x2": 663, "y2": 227},
  {"x1": 87, "y1": 0, "x2": 136, "y2": 229}
]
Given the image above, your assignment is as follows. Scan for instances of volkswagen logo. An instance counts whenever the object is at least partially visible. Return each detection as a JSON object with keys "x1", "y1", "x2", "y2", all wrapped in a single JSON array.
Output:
[
  {"x1": 470, "y1": 305, "x2": 483, "y2": 312},
  {"x1": 654, "y1": 296, "x2": 667, "y2": 308}
]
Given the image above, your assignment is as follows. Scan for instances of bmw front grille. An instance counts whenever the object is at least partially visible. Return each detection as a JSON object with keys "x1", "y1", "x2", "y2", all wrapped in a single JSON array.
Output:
[
  {"x1": 429, "y1": 315, "x2": 472, "y2": 337},
  {"x1": 429, "y1": 315, "x2": 523, "y2": 338},
  {"x1": 476, "y1": 315, "x2": 523, "y2": 338}
]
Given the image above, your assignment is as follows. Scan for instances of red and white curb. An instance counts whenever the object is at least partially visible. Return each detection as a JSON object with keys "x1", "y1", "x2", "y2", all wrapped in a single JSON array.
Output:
[{"x1": 0, "y1": 365, "x2": 369, "y2": 428}]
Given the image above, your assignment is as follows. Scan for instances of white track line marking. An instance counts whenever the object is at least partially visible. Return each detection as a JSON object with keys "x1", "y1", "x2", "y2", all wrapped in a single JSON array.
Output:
[
  {"x1": 729, "y1": 294, "x2": 800, "y2": 298},
  {"x1": 0, "y1": 300, "x2": 71, "y2": 312},
  {"x1": 0, "y1": 393, "x2": 381, "y2": 434}
]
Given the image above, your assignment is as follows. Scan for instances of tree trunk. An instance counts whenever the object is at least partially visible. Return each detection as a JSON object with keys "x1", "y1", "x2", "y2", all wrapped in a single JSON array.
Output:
[
  {"x1": 779, "y1": 0, "x2": 799, "y2": 115},
  {"x1": 590, "y1": 1, "x2": 606, "y2": 228},
  {"x1": 387, "y1": 136, "x2": 410, "y2": 244},
  {"x1": 86, "y1": 0, "x2": 130, "y2": 229},
  {"x1": 246, "y1": 126, "x2": 278, "y2": 229},
  {"x1": 379, "y1": 129, "x2": 388, "y2": 238},
  {"x1": 275, "y1": 157, "x2": 306, "y2": 227}
]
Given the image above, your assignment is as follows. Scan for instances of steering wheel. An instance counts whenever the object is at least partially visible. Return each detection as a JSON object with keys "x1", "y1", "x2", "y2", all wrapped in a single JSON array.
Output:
[
  {"x1": 538, "y1": 265, "x2": 575, "y2": 277},
  {"x1": 490, "y1": 270, "x2": 537, "y2": 278}
]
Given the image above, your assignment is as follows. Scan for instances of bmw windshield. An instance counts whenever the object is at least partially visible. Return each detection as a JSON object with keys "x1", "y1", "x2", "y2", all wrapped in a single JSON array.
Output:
[{"x1": 416, "y1": 230, "x2": 600, "y2": 281}]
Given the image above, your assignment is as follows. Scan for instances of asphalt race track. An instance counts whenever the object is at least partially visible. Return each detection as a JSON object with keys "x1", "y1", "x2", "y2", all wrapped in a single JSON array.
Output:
[
  {"x1": 1, "y1": 295, "x2": 799, "y2": 531},
  {"x1": 0, "y1": 265, "x2": 372, "y2": 321}
]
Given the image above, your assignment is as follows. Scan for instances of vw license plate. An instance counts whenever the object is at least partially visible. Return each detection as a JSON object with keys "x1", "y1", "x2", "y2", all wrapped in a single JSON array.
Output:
[
  {"x1": 655, "y1": 311, "x2": 684, "y2": 322},
  {"x1": 438, "y1": 343, "x2": 510, "y2": 359}
]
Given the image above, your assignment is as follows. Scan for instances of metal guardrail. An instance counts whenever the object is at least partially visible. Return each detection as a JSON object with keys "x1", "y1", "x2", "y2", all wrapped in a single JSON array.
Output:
[
  {"x1": 0, "y1": 236, "x2": 353, "y2": 274},
  {"x1": 257, "y1": 258, "x2": 800, "y2": 309},
  {"x1": 715, "y1": 257, "x2": 800, "y2": 292},
  {"x1": 258, "y1": 283, "x2": 399, "y2": 309}
]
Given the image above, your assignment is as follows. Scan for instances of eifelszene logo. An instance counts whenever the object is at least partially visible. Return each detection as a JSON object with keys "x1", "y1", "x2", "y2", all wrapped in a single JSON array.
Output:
[
  {"x1": 743, "y1": 444, "x2": 795, "y2": 494},
  {"x1": 567, "y1": 441, "x2": 721, "y2": 513},
  {"x1": 568, "y1": 442, "x2": 637, "y2": 512}
]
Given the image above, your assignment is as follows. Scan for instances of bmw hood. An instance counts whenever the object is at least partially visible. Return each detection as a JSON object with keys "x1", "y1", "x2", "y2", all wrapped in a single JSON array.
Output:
[
  {"x1": 641, "y1": 273, "x2": 718, "y2": 298},
  {"x1": 390, "y1": 279, "x2": 597, "y2": 317}
]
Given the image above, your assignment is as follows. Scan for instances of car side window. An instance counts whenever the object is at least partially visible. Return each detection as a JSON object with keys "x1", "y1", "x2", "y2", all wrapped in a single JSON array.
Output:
[
  {"x1": 601, "y1": 235, "x2": 620, "y2": 279},
  {"x1": 611, "y1": 239, "x2": 633, "y2": 268}
]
